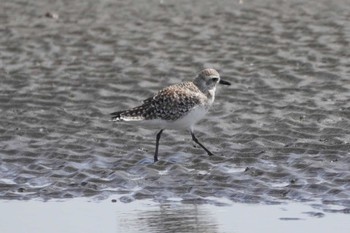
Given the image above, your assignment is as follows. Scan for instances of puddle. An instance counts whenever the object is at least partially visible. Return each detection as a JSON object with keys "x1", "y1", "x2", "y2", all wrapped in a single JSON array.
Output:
[{"x1": 1, "y1": 198, "x2": 349, "y2": 233}]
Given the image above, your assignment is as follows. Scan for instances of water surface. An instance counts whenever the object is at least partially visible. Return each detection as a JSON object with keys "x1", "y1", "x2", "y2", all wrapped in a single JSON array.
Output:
[{"x1": 1, "y1": 198, "x2": 349, "y2": 233}]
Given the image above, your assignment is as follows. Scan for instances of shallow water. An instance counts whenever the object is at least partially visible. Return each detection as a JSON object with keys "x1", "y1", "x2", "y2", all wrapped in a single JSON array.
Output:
[
  {"x1": 1, "y1": 0, "x2": 350, "y2": 217},
  {"x1": 1, "y1": 198, "x2": 349, "y2": 233}
]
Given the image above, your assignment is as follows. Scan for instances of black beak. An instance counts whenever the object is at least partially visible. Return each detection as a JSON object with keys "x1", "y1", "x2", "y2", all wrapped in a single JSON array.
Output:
[{"x1": 219, "y1": 79, "x2": 231, "y2": 86}]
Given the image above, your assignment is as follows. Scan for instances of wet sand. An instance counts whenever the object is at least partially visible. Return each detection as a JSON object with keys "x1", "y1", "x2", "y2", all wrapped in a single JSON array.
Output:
[{"x1": 1, "y1": 0, "x2": 350, "y2": 230}]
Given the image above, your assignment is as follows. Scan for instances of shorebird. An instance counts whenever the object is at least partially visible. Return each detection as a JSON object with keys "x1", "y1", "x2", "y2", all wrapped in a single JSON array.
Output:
[{"x1": 111, "y1": 68, "x2": 231, "y2": 162}]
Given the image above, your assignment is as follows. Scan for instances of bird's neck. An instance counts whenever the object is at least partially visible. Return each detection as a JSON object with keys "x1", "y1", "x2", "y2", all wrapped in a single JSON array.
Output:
[
  {"x1": 192, "y1": 81, "x2": 216, "y2": 105},
  {"x1": 207, "y1": 87, "x2": 216, "y2": 105}
]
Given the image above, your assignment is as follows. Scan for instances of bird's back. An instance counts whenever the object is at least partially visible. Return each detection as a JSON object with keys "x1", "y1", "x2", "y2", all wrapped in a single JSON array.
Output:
[{"x1": 111, "y1": 81, "x2": 209, "y2": 123}]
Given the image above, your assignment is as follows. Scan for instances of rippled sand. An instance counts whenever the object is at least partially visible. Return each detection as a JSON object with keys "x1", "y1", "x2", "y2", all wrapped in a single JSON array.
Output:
[{"x1": 1, "y1": 0, "x2": 350, "y2": 213}]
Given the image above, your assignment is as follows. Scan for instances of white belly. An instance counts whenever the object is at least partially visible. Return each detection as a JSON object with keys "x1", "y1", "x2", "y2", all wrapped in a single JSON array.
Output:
[
  {"x1": 168, "y1": 106, "x2": 208, "y2": 129},
  {"x1": 144, "y1": 106, "x2": 208, "y2": 130}
]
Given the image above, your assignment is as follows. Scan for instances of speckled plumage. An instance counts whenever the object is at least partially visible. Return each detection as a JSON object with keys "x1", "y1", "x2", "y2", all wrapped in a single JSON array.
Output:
[
  {"x1": 110, "y1": 68, "x2": 231, "y2": 162},
  {"x1": 111, "y1": 82, "x2": 206, "y2": 122}
]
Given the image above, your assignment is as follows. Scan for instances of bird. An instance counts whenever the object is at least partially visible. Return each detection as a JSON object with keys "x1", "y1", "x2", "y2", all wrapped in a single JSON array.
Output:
[{"x1": 110, "y1": 68, "x2": 231, "y2": 162}]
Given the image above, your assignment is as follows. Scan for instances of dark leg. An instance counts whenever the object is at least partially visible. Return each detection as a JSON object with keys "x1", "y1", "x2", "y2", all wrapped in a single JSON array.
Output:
[
  {"x1": 190, "y1": 131, "x2": 213, "y2": 156},
  {"x1": 154, "y1": 129, "x2": 164, "y2": 162}
]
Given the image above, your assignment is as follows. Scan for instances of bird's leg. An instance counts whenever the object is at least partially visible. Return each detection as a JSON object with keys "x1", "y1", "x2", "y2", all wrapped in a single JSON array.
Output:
[
  {"x1": 154, "y1": 129, "x2": 164, "y2": 162},
  {"x1": 190, "y1": 131, "x2": 213, "y2": 156}
]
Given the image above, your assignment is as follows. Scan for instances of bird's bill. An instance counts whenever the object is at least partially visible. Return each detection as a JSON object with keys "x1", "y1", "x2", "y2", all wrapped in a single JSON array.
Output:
[{"x1": 219, "y1": 79, "x2": 231, "y2": 86}]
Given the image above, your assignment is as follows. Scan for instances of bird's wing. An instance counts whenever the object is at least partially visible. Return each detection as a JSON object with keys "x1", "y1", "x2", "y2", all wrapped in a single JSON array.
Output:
[
  {"x1": 112, "y1": 82, "x2": 205, "y2": 122},
  {"x1": 149, "y1": 83, "x2": 205, "y2": 121}
]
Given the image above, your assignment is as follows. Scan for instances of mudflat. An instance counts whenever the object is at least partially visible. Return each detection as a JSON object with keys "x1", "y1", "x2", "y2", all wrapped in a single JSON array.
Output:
[{"x1": 1, "y1": 0, "x2": 349, "y2": 215}]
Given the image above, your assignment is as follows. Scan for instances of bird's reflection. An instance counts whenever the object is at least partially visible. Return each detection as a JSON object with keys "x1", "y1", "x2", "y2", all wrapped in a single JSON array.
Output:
[{"x1": 118, "y1": 202, "x2": 218, "y2": 233}]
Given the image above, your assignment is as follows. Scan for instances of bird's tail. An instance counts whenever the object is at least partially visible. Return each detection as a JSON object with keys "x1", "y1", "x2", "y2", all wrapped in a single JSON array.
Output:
[{"x1": 110, "y1": 106, "x2": 148, "y2": 122}]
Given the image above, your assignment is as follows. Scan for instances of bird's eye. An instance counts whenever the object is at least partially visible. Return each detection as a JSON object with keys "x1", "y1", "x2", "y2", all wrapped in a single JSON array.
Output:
[{"x1": 212, "y1": 77, "x2": 219, "y2": 82}]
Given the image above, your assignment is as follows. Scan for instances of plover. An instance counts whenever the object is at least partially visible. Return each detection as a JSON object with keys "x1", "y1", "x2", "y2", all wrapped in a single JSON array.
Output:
[{"x1": 111, "y1": 68, "x2": 231, "y2": 162}]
